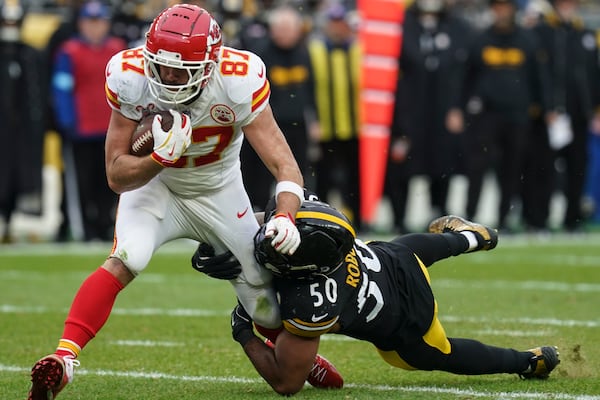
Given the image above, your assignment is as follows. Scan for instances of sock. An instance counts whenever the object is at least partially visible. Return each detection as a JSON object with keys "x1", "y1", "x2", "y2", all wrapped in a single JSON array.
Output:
[
  {"x1": 460, "y1": 231, "x2": 478, "y2": 252},
  {"x1": 254, "y1": 324, "x2": 283, "y2": 343},
  {"x1": 56, "y1": 267, "x2": 124, "y2": 358}
]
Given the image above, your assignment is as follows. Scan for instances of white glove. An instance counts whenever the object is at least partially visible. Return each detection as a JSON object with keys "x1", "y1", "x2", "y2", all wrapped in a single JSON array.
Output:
[
  {"x1": 151, "y1": 110, "x2": 192, "y2": 166},
  {"x1": 264, "y1": 213, "x2": 300, "y2": 255}
]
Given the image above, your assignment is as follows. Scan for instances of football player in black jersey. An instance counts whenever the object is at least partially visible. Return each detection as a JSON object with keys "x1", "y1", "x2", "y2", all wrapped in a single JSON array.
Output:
[{"x1": 192, "y1": 198, "x2": 560, "y2": 395}]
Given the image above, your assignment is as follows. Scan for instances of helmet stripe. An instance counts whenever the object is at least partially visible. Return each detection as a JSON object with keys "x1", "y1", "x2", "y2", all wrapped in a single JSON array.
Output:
[{"x1": 296, "y1": 211, "x2": 356, "y2": 237}]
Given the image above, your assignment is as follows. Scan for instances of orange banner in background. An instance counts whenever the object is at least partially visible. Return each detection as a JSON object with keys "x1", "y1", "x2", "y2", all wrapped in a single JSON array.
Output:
[{"x1": 358, "y1": 0, "x2": 405, "y2": 225}]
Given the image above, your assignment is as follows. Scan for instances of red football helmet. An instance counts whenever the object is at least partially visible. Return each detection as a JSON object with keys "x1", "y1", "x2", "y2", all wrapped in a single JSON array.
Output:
[{"x1": 143, "y1": 4, "x2": 222, "y2": 104}]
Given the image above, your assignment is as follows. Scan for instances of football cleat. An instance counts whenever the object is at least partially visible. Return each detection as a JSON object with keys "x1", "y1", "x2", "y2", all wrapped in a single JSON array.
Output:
[
  {"x1": 428, "y1": 215, "x2": 498, "y2": 251},
  {"x1": 29, "y1": 354, "x2": 80, "y2": 400},
  {"x1": 307, "y1": 352, "x2": 344, "y2": 389},
  {"x1": 264, "y1": 339, "x2": 343, "y2": 389},
  {"x1": 519, "y1": 346, "x2": 560, "y2": 380}
]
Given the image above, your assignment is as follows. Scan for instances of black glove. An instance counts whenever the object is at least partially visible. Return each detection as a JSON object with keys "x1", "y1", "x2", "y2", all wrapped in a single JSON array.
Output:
[
  {"x1": 231, "y1": 302, "x2": 256, "y2": 346},
  {"x1": 191, "y1": 243, "x2": 242, "y2": 280}
]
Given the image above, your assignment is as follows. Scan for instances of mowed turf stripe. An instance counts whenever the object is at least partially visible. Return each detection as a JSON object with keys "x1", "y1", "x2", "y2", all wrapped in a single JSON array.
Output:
[
  {"x1": 2, "y1": 363, "x2": 597, "y2": 399},
  {"x1": 2, "y1": 303, "x2": 598, "y2": 328},
  {"x1": 0, "y1": 233, "x2": 599, "y2": 256}
]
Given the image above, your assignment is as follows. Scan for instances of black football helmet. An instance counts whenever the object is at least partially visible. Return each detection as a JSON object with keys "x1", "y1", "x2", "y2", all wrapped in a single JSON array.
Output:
[{"x1": 255, "y1": 200, "x2": 356, "y2": 280}]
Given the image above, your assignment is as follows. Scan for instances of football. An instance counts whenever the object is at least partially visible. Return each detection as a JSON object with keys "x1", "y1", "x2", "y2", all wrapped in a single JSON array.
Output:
[{"x1": 130, "y1": 110, "x2": 174, "y2": 156}]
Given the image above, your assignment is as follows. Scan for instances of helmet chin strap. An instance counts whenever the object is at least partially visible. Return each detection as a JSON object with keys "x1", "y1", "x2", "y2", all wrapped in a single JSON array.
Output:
[{"x1": 183, "y1": 87, "x2": 203, "y2": 105}]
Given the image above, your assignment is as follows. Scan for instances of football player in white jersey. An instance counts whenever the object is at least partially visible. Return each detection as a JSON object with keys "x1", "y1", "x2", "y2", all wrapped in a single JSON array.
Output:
[{"x1": 29, "y1": 4, "x2": 313, "y2": 399}]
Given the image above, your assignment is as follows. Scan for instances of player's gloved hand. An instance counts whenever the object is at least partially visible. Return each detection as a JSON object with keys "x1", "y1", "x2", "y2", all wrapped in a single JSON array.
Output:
[
  {"x1": 231, "y1": 301, "x2": 256, "y2": 346},
  {"x1": 264, "y1": 212, "x2": 300, "y2": 255},
  {"x1": 191, "y1": 243, "x2": 241, "y2": 280},
  {"x1": 151, "y1": 109, "x2": 192, "y2": 166}
]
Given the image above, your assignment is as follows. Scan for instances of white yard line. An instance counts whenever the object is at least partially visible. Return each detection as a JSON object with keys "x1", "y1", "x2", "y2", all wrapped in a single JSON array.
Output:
[
  {"x1": 433, "y1": 279, "x2": 600, "y2": 292},
  {"x1": 2, "y1": 363, "x2": 597, "y2": 399},
  {"x1": 3, "y1": 267, "x2": 600, "y2": 292},
  {"x1": 2, "y1": 303, "x2": 598, "y2": 328},
  {"x1": 110, "y1": 340, "x2": 184, "y2": 347}
]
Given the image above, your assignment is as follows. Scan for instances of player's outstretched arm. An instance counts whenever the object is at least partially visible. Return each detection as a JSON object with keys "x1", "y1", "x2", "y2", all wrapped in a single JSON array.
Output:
[
  {"x1": 231, "y1": 304, "x2": 318, "y2": 395},
  {"x1": 243, "y1": 105, "x2": 303, "y2": 254}
]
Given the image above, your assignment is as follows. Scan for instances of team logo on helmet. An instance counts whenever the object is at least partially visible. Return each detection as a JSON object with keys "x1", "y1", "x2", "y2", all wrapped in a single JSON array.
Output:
[{"x1": 208, "y1": 19, "x2": 221, "y2": 43}]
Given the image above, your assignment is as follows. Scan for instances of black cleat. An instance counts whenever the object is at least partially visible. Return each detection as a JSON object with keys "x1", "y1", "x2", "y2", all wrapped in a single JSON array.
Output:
[{"x1": 519, "y1": 346, "x2": 560, "y2": 379}]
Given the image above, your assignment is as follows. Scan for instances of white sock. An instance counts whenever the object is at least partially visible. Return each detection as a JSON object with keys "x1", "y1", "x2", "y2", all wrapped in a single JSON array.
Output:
[{"x1": 460, "y1": 231, "x2": 478, "y2": 252}]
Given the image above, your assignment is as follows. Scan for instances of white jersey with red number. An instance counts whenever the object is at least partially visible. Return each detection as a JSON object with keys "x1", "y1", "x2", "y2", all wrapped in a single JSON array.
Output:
[
  {"x1": 105, "y1": 45, "x2": 270, "y2": 198},
  {"x1": 103, "y1": 45, "x2": 281, "y2": 329}
]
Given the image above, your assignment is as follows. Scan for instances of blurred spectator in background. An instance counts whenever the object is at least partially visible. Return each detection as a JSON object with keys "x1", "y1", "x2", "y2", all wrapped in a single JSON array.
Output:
[
  {"x1": 458, "y1": 0, "x2": 549, "y2": 231},
  {"x1": 0, "y1": 0, "x2": 46, "y2": 243},
  {"x1": 386, "y1": 0, "x2": 471, "y2": 233},
  {"x1": 43, "y1": 0, "x2": 83, "y2": 242},
  {"x1": 308, "y1": 2, "x2": 362, "y2": 230},
  {"x1": 216, "y1": 0, "x2": 256, "y2": 47},
  {"x1": 585, "y1": 113, "x2": 600, "y2": 225},
  {"x1": 523, "y1": 0, "x2": 600, "y2": 232},
  {"x1": 242, "y1": 3, "x2": 315, "y2": 211},
  {"x1": 51, "y1": 0, "x2": 126, "y2": 241},
  {"x1": 110, "y1": 0, "x2": 152, "y2": 46}
]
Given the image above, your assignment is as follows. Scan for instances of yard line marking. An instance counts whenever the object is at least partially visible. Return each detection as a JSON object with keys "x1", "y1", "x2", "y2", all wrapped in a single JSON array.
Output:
[
  {"x1": 453, "y1": 253, "x2": 600, "y2": 268},
  {"x1": 2, "y1": 303, "x2": 598, "y2": 328},
  {"x1": 112, "y1": 307, "x2": 226, "y2": 317},
  {"x1": 433, "y1": 279, "x2": 600, "y2": 293},
  {"x1": 442, "y1": 315, "x2": 600, "y2": 328},
  {"x1": 344, "y1": 382, "x2": 600, "y2": 399},
  {"x1": 110, "y1": 340, "x2": 184, "y2": 347},
  {"x1": 0, "y1": 304, "x2": 229, "y2": 317},
  {"x1": 2, "y1": 363, "x2": 597, "y2": 399},
  {"x1": 471, "y1": 329, "x2": 553, "y2": 337},
  {"x1": 0, "y1": 239, "x2": 197, "y2": 256},
  {"x1": 0, "y1": 270, "x2": 195, "y2": 283}
]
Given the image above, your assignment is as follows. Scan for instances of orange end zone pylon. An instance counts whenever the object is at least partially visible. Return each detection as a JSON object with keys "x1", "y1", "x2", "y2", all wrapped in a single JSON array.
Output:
[{"x1": 358, "y1": 0, "x2": 405, "y2": 226}]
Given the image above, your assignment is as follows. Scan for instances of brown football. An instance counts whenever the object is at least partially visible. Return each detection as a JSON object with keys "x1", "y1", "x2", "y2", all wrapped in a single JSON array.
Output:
[{"x1": 130, "y1": 110, "x2": 174, "y2": 156}]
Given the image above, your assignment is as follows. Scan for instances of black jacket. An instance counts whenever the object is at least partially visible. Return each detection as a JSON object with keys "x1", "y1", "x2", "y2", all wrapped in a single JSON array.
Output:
[
  {"x1": 534, "y1": 13, "x2": 600, "y2": 124},
  {"x1": 461, "y1": 24, "x2": 549, "y2": 124}
]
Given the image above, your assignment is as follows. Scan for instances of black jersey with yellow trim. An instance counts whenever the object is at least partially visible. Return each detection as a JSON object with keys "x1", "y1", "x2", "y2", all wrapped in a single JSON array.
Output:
[{"x1": 273, "y1": 238, "x2": 436, "y2": 351}]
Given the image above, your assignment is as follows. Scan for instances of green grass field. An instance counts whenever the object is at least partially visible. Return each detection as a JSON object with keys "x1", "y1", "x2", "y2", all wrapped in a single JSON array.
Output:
[{"x1": 1, "y1": 234, "x2": 599, "y2": 400}]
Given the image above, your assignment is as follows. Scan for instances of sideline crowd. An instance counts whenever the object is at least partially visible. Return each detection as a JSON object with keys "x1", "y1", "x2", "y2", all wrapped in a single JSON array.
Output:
[{"x1": 1, "y1": 0, "x2": 600, "y2": 243}]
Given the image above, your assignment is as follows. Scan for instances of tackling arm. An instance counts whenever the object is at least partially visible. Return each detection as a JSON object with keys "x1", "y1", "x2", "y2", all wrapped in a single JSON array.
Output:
[
  {"x1": 232, "y1": 302, "x2": 318, "y2": 396},
  {"x1": 243, "y1": 331, "x2": 319, "y2": 395}
]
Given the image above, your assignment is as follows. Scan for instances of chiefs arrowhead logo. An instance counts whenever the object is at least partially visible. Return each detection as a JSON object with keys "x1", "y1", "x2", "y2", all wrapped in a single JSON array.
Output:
[{"x1": 210, "y1": 104, "x2": 235, "y2": 125}]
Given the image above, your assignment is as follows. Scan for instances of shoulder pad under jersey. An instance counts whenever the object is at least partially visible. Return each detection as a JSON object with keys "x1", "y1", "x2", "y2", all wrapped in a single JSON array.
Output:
[
  {"x1": 218, "y1": 47, "x2": 270, "y2": 114},
  {"x1": 105, "y1": 46, "x2": 148, "y2": 115}
]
